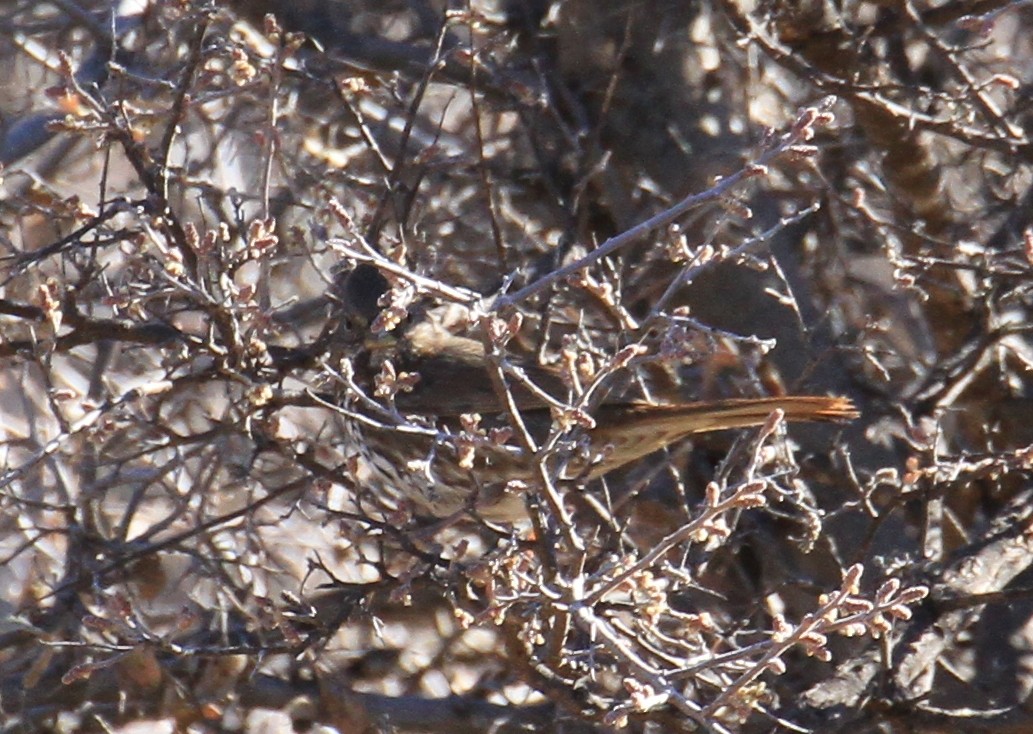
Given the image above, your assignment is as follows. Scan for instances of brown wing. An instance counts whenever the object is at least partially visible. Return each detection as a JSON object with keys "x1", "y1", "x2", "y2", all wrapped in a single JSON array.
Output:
[{"x1": 392, "y1": 323, "x2": 568, "y2": 414}]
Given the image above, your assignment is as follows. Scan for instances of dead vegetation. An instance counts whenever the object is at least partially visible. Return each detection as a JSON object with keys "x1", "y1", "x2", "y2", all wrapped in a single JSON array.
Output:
[{"x1": 1, "y1": 1, "x2": 1033, "y2": 732}]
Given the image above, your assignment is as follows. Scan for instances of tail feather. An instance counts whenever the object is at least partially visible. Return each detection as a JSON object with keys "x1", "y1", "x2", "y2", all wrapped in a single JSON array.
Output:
[{"x1": 585, "y1": 396, "x2": 857, "y2": 477}]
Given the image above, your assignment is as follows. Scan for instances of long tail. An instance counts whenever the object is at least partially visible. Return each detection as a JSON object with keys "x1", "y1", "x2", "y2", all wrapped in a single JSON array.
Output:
[{"x1": 586, "y1": 396, "x2": 857, "y2": 477}]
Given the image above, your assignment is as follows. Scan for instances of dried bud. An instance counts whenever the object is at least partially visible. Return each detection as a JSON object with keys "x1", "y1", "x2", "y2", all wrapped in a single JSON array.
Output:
[
  {"x1": 263, "y1": 13, "x2": 282, "y2": 39},
  {"x1": 230, "y1": 47, "x2": 258, "y2": 86},
  {"x1": 37, "y1": 278, "x2": 62, "y2": 332},
  {"x1": 612, "y1": 344, "x2": 646, "y2": 370},
  {"x1": 247, "y1": 383, "x2": 273, "y2": 407},
  {"x1": 247, "y1": 217, "x2": 278, "y2": 258},
  {"x1": 842, "y1": 564, "x2": 864, "y2": 595},
  {"x1": 876, "y1": 578, "x2": 901, "y2": 604},
  {"x1": 787, "y1": 144, "x2": 819, "y2": 160}
]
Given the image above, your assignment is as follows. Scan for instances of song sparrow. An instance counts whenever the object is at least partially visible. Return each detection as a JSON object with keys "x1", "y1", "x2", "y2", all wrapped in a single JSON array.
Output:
[{"x1": 333, "y1": 267, "x2": 858, "y2": 521}]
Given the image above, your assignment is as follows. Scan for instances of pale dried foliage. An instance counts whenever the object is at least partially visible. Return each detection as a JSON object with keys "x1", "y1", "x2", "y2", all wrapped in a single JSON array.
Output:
[{"x1": 1, "y1": 2, "x2": 1032, "y2": 733}]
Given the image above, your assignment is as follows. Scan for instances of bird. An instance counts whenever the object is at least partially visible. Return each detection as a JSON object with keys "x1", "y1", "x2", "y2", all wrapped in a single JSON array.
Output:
[{"x1": 329, "y1": 266, "x2": 858, "y2": 521}]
